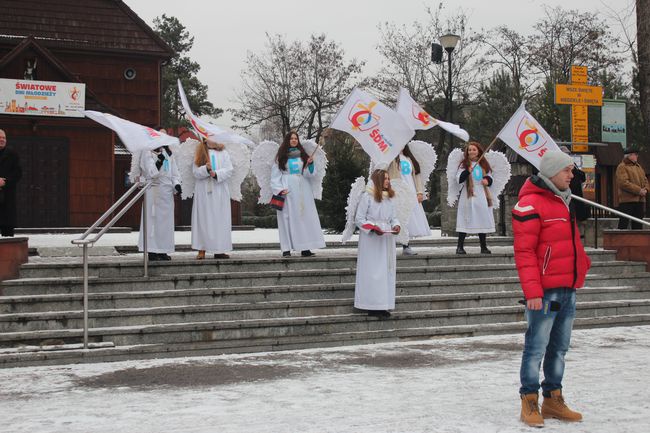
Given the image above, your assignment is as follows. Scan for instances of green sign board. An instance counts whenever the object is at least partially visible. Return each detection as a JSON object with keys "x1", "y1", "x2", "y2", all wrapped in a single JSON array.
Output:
[{"x1": 601, "y1": 99, "x2": 627, "y2": 148}]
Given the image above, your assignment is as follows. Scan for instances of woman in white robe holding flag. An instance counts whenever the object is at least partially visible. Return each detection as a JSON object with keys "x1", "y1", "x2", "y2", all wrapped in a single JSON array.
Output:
[
  {"x1": 191, "y1": 137, "x2": 233, "y2": 259},
  {"x1": 453, "y1": 141, "x2": 495, "y2": 254},
  {"x1": 354, "y1": 169, "x2": 400, "y2": 317},
  {"x1": 271, "y1": 131, "x2": 326, "y2": 257},
  {"x1": 138, "y1": 144, "x2": 182, "y2": 261}
]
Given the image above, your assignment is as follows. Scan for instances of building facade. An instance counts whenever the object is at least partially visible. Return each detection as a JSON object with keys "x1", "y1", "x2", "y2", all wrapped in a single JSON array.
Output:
[{"x1": 0, "y1": 0, "x2": 172, "y2": 227}]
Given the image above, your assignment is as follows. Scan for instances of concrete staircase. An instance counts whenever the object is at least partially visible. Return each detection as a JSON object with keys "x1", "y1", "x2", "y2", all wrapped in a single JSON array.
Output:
[{"x1": 2, "y1": 239, "x2": 650, "y2": 367}]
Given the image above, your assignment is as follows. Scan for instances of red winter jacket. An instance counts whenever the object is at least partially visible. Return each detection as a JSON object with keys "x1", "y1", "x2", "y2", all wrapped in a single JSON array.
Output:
[{"x1": 512, "y1": 176, "x2": 591, "y2": 300}]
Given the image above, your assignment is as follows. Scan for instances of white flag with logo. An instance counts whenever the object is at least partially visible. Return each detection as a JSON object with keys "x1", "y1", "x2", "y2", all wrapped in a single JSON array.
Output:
[
  {"x1": 330, "y1": 87, "x2": 414, "y2": 165},
  {"x1": 497, "y1": 102, "x2": 561, "y2": 169},
  {"x1": 178, "y1": 80, "x2": 249, "y2": 146},
  {"x1": 83, "y1": 110, "x2": 179, "y2": 154},
  {"x1": 395, "y1": 87, "x2": 469, "y2": 141}
]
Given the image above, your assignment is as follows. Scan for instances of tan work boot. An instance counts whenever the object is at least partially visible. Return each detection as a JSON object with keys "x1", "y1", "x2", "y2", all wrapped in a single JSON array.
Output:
[
  {"x1": 541, "y1": 389, "x2": 582, "y2": 422},
  {"x1": 520, "y1": 393, "x2": 544, "y2": 427}
]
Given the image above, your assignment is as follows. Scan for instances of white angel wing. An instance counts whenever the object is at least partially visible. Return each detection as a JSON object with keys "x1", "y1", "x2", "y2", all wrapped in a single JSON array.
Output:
[
  {"x1": 301, "y1": 139, "x2": 328, "y2": 200},
  {"x1": 223, "y1": 140, "x2": 252, "y2": 202},
  {"x1": 407, "y1": 140, "x2": 437, "y2": 193},
  {"x1": 391, "y1": 178, "x2": 417, "y2": 245},
  {"x1": 128, "y1": 150, "x2": 142, "y2": 184},
  {"x1": 341, "y1": 177, "x2": 367, "y2": 244},
  {"x1": 446, "y1": 148, "x2": 465, "y2": 207},
  {"x1": 175, "y1": 138, "x2": 199, "y2": 199},
  {"x1": 368, "y1": 160, "x2": 376, "y2": 176},
  {"x1": 251, "y1": 140, "x2": 279, "y2": 204},
  {"x1": 485, "y1": 150, "x2": 512, "y2": 209}
]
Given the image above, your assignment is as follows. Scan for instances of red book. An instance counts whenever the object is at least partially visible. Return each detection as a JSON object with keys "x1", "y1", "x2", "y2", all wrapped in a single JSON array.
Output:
[{"x1": 361, "y1": 223, "x2": 398, "y2": 234}]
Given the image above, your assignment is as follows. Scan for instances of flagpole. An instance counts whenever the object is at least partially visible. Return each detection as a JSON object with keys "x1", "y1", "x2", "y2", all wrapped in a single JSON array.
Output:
[
  {"x1": 475, "y1": 134, "x2": 500, "y2": 165},
  {"x1": 472, "y1": 102, "x2": 527, "y2": 166},
  {"x1": 309, "y1": 142, "x2": 321, "y2": 159},
  {"x1": 308, "y1": 129, "x2": 330, "y2": 159}
]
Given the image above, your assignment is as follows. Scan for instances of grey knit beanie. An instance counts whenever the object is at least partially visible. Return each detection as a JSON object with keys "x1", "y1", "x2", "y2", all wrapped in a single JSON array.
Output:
[{"x1": 539, "y1": 151, "x2": 574, "y2": 178}]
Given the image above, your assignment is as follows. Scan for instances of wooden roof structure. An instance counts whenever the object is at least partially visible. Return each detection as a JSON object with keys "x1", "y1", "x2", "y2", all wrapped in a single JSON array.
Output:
[{"x1": 0, "y1": 0, "x2": 173, "y2": 57}]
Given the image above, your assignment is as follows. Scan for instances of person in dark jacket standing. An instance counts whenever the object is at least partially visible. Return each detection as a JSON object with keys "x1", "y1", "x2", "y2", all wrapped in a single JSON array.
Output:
[
  {"x1": 0, "y1": 129, "x2": 23, "y2": 237},
  {"x1": 615, "y1": 146, "x2": 648, "y2": 229},
  {"x1": 512, "y1": 151, "x2": 591, "y2": 427},
  {"x1": 559, "y1": 146, "x2": 590, "y2": 227}
]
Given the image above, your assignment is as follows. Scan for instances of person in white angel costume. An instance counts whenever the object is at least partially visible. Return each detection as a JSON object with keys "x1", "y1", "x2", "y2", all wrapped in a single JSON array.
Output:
[
  {"x1": 133, "y1": 138, "x2": 182, "y2": 261},
  {"x1": 446, "y1": 141, "x2": 511, "y2": 254},
  {"x1": 174, "y1": 79, "x2": 251, "y2": 260},
  {"x1": 174, "y1": 132, "x2": 251, "y2": 260},
  {"x1": 387, "y1": 142, "x2": 436, "y2": 255},
  {"x1": 252, "y1": 131, "x2": 326, "y2": 257},
  {"x1": 190, "y1": 137, "x2": 233, "y2": 259},
  {"x1": 342, "y1": 168, "x2": 400, "y2": 318}
]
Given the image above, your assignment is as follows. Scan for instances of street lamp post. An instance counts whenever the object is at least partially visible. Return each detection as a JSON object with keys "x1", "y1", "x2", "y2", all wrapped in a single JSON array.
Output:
[{"x1": 439, "y1": 33, "x2": 460, "y2": 149}]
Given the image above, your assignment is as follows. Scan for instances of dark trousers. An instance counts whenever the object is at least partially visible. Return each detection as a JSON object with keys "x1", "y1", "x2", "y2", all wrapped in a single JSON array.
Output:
[
  {"x1": 0, "y1": 225, "x2": 15, "y2": 237},
  {"x1": 617, "y1": 202, "x2": 645, "y2": 230}
]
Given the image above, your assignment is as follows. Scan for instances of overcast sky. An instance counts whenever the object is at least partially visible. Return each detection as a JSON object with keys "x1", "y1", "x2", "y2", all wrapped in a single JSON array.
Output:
[{"x1": 127, "y1": 0, "x2": 635, "y2": 128}]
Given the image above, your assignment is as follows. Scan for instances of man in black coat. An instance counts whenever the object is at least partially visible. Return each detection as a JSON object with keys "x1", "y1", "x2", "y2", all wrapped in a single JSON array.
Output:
[
  {"x1": 560, "y1": 146, "x2": 590, "y2": 235},
  {"x1": 0, "y1": 129, "x2": 23, "y2": 236}
]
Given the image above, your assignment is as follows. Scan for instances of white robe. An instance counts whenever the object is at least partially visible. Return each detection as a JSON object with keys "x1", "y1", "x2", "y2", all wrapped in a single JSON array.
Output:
[
  {"x1": 138, "y1": 148, "x2": 181, "y2": 253},
  {"x1": 354, "y1": 192, "x2": 399, "y2": 310},
  {"x1": 455, "y1": 162, "x2": 495, "y2": 234},
  {"x1": 271, "y1": 156, "x2": 326, "y2": 252},
  {"x1": 191, "y1": 149, "x2": 233, "y2": 253},
  {"x1": 399, "y1": 155, "x2": 431, "y2": 238}
]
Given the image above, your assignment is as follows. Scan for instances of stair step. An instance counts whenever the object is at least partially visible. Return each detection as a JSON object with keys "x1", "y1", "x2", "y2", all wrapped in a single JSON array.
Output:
[
  {"x1": 16, "y1": 249, "x2": 619, "y2": 279},
  {"x1": 2, "y1": 273, "x2": 649, "y2": 313},
  {"x1": 3, "y1": 299, "x2": 650, "y2": 347},
  {"x1": 3, "y1": 286, "x2": 650, "y2": 332},
  {"x1": 1, "y1": 260, "x2": 642, "y2": 297},
  {"x1": 2, "y1": 314, "x2": 650, "y2": 368}
]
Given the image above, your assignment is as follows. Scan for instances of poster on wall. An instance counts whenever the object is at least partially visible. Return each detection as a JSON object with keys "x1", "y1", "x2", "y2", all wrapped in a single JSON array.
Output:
[
  {"x1": 0, "y1": 78, "x2": 85, "y2": 118},
  {"x1": 576, "y1": 154, "x2": 597, "y2": 201},
  {"x1": 601, "y1": 99, "x2": 626, "y2": 148}
]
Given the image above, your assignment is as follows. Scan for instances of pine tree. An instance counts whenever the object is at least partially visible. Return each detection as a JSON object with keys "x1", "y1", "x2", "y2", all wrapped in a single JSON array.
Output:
[
  {"x1": 153, "y1": 14, "x2": 222, "y2": 131},
  {"x1": 318, "y1": 131, "x2": 369, "y2": 232}
]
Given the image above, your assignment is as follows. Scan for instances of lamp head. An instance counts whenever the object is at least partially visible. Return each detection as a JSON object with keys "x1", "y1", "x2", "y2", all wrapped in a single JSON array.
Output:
[{"x1": 439, "y1": 33, "x2": 461, "y2": 53}]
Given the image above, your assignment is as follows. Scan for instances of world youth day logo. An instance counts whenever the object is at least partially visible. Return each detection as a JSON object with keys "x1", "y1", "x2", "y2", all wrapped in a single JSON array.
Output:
[
  {"x1": 516, "y1": 117, "x2": 547, "y2": 153},
  {"x1": 190, "y1": 117, "x2": 209, "y2": 138},
  {"x1": 68, "y1": 86, "x2": 80, "y2": 102},
  {"x1": 412, "y1": 103, "x2": 432, "y2": 127},
  {"x1": 348, "y1": 100, "x2": 392, "y2": 154},
  {"x1": 349, "y1": 100, "x2": 380, "y2": 132}
]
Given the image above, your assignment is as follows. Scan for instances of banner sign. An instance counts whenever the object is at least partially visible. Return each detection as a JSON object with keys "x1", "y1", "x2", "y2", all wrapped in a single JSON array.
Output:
[
  {"x1": 0, "y1": 78, "x2": 85, "y2": 118},
  {"x1": 496, "y1": 102, "x2": 561, "y2": 169},
  {"x1": 395, "y1": 87, "x2": 469, "y2": 141},
  {"x1": 83, "y1": 110, "x2": 179, "y2": 154},
  {"x1": 601, "y1": 99, "x2": 626, "y2": 148},
  {"x1": 330, "y1": 87, "x2": 414, "y2": 165}
]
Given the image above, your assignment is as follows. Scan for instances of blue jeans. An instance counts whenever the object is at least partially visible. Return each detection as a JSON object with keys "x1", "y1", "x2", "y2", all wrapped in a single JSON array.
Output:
[{"x1": 519, "y1": 288, "x2": 576, "y2": 395}]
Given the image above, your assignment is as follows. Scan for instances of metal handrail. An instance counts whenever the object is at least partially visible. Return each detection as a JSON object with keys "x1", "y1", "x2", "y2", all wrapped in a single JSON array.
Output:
[
  {"x1": 572, "y1": 195, "x2": 650, "y2": 228},
  {"x1": 71, "y1": 179, "x2": 153, "y2": 349},
  {"x1": 571, "y1": 194, "x2": 650, "y2": 249}
]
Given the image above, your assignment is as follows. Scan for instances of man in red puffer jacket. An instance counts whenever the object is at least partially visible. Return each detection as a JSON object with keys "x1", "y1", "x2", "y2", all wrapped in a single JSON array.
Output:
[{"x1": 512, "y1": 151, "x2": 591, "y2": 427}]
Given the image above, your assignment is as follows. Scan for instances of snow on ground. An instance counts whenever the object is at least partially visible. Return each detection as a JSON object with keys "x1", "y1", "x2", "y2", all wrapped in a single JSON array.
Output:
[
  {"x1": 1, "y1": 326, "x2": 649, "y2": 433},
  {"x1": 24, "y1": 228, "x2": 443, "y2": 249}
]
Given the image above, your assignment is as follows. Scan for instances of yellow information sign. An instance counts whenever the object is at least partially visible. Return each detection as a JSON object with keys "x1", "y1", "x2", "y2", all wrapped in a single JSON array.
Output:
[
  {"x1": 571, "y1": 105, "x2": 588, "y2": 152},
  {"x1": 555, "y1": 84, "x2": 603, "y2": 106},
  {"x1": 571, "y1": 65, "x2": 588, "y2": 84},
  {"x1": 555, "y1": 66, "x2": 603, "y2": 152}
]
